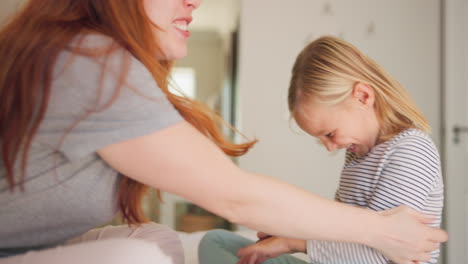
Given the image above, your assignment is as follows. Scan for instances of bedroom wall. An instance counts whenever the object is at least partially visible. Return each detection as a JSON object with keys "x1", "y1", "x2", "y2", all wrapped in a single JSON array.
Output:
[{"x1": 237, "y1": 0, "x2": 440, "y2": 200}]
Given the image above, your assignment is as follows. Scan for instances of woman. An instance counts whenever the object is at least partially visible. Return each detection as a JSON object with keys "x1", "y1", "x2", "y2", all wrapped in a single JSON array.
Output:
[{"x1": 0, "y1": 1, "x2": 447, "y2": 264}]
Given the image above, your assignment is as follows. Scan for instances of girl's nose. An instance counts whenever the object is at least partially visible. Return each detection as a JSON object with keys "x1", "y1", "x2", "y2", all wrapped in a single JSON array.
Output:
[
  {"x1": 186, "y1": 0, "x2": 201, "y2": 9},
  {"x1": 325, "y1": 141, "x2": 338, "y2": 152}
]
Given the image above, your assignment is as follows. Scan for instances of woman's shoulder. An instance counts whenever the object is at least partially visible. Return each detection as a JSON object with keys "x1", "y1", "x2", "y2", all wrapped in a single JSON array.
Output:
[
  {"x1": 48, "y1": 32, "x2": 171, "y2": 123},
  {"x1": 69, "y1": 32, "x2": 116, "y2": 49},
  {"x1": 42, "y1": 33, "x2": 182, "y2": 161},
  {"x1": 53, "y1": 33, "x2": 156, "y2": 97},
  {"x1": 57, "y1": 33, "x2": 146, "y2": 74}
]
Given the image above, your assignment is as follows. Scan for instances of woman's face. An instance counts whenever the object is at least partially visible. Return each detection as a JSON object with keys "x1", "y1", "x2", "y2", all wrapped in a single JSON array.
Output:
[
  {"x1": 144, "y1": 0, "x2": 201, "y2": 60},
  {"x1": 294, "y1": 83, "x2": 381, "y2": 157}
]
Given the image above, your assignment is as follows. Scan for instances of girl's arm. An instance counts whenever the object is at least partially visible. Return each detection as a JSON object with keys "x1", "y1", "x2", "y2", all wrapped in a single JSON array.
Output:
[{"x1": 97, "y1": 121, "x2": 446, "y2": 263}]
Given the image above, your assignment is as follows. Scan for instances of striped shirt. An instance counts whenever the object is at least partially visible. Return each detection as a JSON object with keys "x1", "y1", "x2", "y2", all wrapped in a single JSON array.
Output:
[{"x1": 306, "y1": 129, "x2": 444, "y2": 264}]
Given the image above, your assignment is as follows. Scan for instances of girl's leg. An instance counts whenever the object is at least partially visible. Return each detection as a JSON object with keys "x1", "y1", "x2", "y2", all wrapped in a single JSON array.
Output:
[
  {"x1": 0, "y1": 222, "x2": 184, "y2": 264},
  {"x1": 198, "y1": 229, "x2": 309, "y2": 264},
  {"x1": 199, "y1": 229, "x2": 253, "y2": 264}
]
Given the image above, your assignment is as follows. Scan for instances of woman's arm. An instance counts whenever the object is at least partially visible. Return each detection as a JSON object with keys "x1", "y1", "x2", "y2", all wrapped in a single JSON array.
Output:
[{"x1": 97, "y1": 121, "x2": 446, "y2": 263}]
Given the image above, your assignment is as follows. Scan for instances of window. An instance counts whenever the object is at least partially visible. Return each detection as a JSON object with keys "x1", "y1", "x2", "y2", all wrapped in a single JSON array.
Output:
[{"x1": 169, "y1": 67, "x2": 197, "y2": 99}]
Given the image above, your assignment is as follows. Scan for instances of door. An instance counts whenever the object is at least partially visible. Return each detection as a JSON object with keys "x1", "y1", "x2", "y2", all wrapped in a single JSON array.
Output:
[{"x1": 443, "y1": 0, "x2": 468, "y2": 263}]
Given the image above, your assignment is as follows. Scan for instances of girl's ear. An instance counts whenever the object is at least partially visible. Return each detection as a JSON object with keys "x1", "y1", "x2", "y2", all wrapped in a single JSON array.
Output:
[{"x1": 352, "y1": 82, "x2": 375, "y2": 107}]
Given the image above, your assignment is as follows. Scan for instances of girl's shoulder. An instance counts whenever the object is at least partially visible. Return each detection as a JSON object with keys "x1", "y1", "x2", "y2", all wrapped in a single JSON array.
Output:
[
  {"x1": 345, "y1": 129, "x2": 438, "y2": 166},
  {"x1": 387, "y1": 129, "x2": 438, "y2": 153},
  {"x1": 384, "y1": 128, "x2": 441, "y2": 170}
]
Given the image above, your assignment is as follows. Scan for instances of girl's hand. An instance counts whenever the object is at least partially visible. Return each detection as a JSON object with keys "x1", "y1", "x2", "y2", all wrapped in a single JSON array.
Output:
[
  {"x1": 371, "y1": 206, "x2": 447, "y2": 264},
  {"x1": 256, "y1": 231, "x2": 272, "y2": 241},
  {"x1": 236, "y1": 236, "x2": 306, "y2": 264}
]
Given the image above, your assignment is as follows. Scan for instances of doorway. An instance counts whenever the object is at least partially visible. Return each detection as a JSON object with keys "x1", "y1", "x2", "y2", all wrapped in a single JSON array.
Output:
[{"x1": 443, "y1": 0, "x2": 468, "y2": 263}]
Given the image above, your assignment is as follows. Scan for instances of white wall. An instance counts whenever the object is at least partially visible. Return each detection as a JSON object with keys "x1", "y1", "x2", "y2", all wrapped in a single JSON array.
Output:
[
  {"x1": 465, "y1": 1, "x2": 468, "y2": 116},
  {"x1": 237, "y1": 0, "x2": 440, "y2": 200},
  {"x1": 191, "y1": 0, "x2": 238, "y2": 38}
]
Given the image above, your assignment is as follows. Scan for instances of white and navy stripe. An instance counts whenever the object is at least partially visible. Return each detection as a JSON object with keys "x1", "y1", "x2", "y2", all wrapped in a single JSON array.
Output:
[{"x1": 307, "y1": 129, "x2": 443, "y2": 264}]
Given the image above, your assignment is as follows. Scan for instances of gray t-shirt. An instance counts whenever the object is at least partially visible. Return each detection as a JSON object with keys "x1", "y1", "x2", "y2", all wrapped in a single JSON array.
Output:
[{"x1": 0, "y1": 34, "x2": 183, "y2": 252}]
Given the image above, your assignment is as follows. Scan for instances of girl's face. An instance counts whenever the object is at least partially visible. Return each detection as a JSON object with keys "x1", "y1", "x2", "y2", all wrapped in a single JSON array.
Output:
[
  {"x1": 294, "y1": 83, "x2": 381, "y2": 157},
  {"x1": 143, "y1": 0, "x2": 201, "y2": 60}
]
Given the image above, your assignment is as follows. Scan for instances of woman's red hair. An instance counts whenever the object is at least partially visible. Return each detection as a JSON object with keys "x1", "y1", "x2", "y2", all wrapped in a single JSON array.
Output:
[{"x1": 0, "y1": 0, "x2": 255, "y2": 224}]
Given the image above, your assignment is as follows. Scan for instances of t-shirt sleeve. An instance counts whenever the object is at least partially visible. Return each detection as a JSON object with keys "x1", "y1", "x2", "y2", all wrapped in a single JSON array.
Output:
[
  {"x1": 306, "y1": 240, "x2": 388, "y2": 264},
  {"x1": 36, "y1": 42, "x2": 183, "y2": 161}
]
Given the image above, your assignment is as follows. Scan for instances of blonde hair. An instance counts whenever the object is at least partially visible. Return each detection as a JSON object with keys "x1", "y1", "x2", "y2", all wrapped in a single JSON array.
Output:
[{"x1": 288, "y1": 36, "x2": 430, "y2": 141}]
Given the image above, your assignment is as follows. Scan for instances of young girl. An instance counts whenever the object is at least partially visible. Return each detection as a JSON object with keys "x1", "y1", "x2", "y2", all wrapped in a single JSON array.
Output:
[{"x1": 198, "y1": 36, "x2": 443, "y2": 264}]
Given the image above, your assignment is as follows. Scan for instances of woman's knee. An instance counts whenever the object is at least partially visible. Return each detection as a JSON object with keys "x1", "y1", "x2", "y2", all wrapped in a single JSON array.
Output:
[
  {"x1": 0, "y1": 239, "x2": 174, "y2": 264},
  {"x1": 131, "y1": 223, "x2": 184, "y2": 264},
  {"x1": 105, "y1": 239, "x2": 174, "y2": 264}
]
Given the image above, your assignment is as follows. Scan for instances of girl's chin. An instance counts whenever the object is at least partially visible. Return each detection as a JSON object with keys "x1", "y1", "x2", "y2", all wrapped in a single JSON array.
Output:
[
  {"x1": 357, "y1": 148, "x2": 370, "y2": 157},
  {"x1": 347, "y1": 144, "x2": 360, "y2": 153},
  {"x1": 349, "y1": 145, "x2": 369, "y2": 157}
]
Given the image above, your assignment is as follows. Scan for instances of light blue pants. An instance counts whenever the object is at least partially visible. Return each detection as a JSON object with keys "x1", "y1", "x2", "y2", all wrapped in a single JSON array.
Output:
[{"x1": 198, "y1": 229, "x2": 309, "y2": 264}]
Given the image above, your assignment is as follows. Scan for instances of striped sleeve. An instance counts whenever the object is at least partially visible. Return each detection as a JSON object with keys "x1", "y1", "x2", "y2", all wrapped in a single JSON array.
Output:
[
  {"x1": 306, "y1": 134, "x2": 442, "y2": 264},
  {"x1": 306, "y1": 240, "x2": 388, "y2": 264},
  {"x1": 368, "y1": 135, "x2": 441, "y2": 213}
]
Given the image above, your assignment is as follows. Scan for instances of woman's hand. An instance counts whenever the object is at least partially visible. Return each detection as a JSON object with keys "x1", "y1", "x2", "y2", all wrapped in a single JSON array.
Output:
[
  {"x1": 370, "y1": 206, "x2": 447, "y2": 264},
  {"x1": 236, "y1": 233, "x2": 306, "y2": 264}
]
